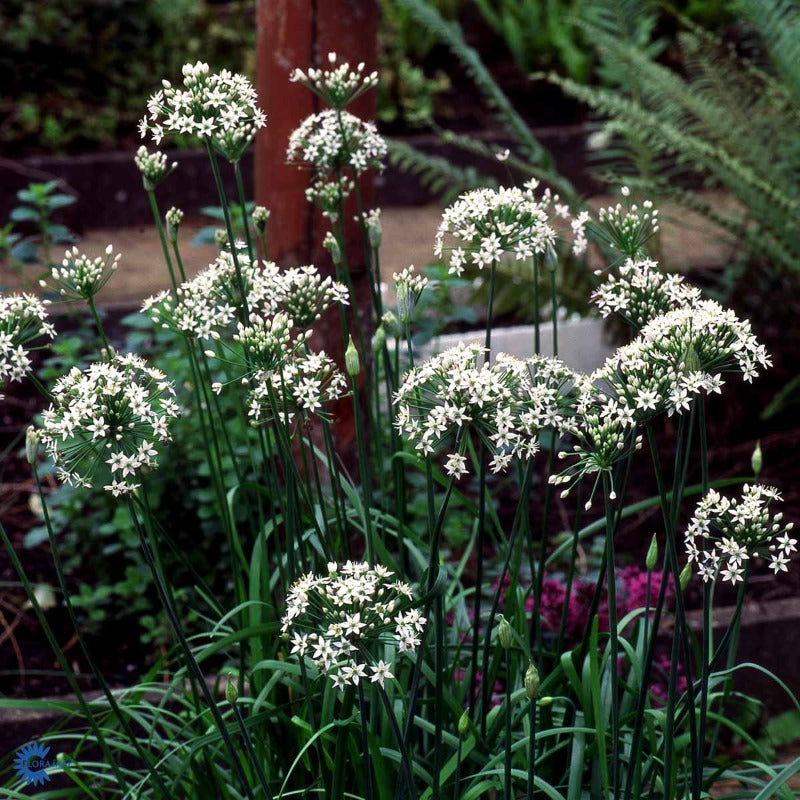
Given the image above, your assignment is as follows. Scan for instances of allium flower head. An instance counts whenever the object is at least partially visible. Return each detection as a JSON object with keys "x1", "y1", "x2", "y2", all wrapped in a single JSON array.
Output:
[
  {"x1": 434, "y1": 184, "x2": 557, "y2": 276},
  {"x1": 592, "y1": 257, "x2": 701, "y2": 330},
  {"x1": 39, "y1": 353, "x2": 180, "y2": 495},
  {"x1": 142, "y1": 253, "x2": 285, "y2": 341},
  {"x1": 550, "y1": 374, "x2": 641, "y2": 509},
  {"x1": 281, "y1": 561, "x2": 424, "y2": 688},
  {"x1": 134, "y1": 146, "x2": 177, "y2": 190},
  {"x1": 279, "y1": 266, "x2": 349, "y2": 329},
  {"x1": 395, "y1": 343, "x2": 575, "y2": 477},
  {"x1": 0, "y1": 293, "x2": 54, "y2": 390},
  {"x1": 287, "y1": 109, "x2": 386, "y2": 175},
  {"x1": 306, "y1": 176, "x2": 355, "y2": 221},
  {"x1": 290, "y1": 51, "x2": 378, "y2": 110},
  {"x1": 140, "y1": 61, "x2": 266, "y2": 161},
  {"x1": 592, "y1": 188, "x2": 659, "y2": 259},
  {"x1": 47, "y1": 245, "x2": 120, "y2": 301},
  {"x1": 0, "y1": 293, "x2": 56, "y2": 388},
  {"x1": 247, "y1": 351, "x2": 347, "y2": 427},
  {"x1": 393, "y1": 266, "x2": 428, "y2": 324},
  {"x1": 685, "y1": 485, "x2": 796, "y2": 583}
]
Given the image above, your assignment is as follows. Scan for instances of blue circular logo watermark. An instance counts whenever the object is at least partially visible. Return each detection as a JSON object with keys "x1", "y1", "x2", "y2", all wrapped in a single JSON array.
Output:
[{"x1": 13, "y1": 741, "x2": 75, "y2": 786}]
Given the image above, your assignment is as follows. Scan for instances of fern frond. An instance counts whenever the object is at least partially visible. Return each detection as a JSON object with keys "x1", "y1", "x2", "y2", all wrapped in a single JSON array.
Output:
[
  {"x1": 395, "y1": 0, "x2": 553, "y2": 167},
  {"x1": 386, "y1": 138, "x2": 491, "y2": 202},
  {"x1": 738, "y1": 0, "x2": 800, "y2": 104}
]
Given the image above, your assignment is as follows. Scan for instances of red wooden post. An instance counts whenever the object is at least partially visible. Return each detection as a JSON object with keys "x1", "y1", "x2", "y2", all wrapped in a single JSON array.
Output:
[
  {"x1": 254, "y1": 0, "x2": 379, "y2": 459},
  {"x1": 254, "y1": 0, "x2": 378, "y2": 265}
]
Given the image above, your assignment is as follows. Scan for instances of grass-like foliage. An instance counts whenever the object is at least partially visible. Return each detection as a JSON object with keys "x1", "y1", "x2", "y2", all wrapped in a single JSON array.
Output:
[{"x1": 1, "y1": 52, "x2": 799, "y2": 800}]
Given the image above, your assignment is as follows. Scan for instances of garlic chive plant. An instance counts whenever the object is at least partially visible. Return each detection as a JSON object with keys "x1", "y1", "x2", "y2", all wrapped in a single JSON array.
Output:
[{"x1": 4, "y1": 56, "x2": 799, "y2": 800}]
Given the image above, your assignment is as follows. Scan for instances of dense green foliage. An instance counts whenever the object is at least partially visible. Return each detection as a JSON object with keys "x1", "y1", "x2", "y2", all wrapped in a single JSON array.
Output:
[{"x1": 0, "y1": 0, "x2": 255, "y2": 153}]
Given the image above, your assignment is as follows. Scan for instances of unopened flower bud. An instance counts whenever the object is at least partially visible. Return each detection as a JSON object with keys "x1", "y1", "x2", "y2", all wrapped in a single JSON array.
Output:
[
  {"x1": 525, "y1": 661, "x2": 540, "y2": 700},
  {"x1": 544, "y1": 242, "x2": 558, "y2": 272},
  {"x1": 497, "y1": 614, "x2": 512, "y2": 650},
  {"x1": 25, "y1": 426, "x2": 40, "y2": 465},
  {"x1": 646, "y1": 533, "x2": 658, "y2": 571},
  {"x1": 366, "y1": 210, "x2": 382, "y2": 249},
  {"x1": 372, "y1": 325, "x2": 386, "y2": 353},
  {"x1": 345, "y1": 336, "x2": 360, "y2": 377},
  {"x1": 225, "y1": 678, "x2": 239, "y2": 705},
  {"x1": 537, "y1": 695, "x2": 553, "y2": 707},
  {"x1": 382, "y1": 310, "x2": 399, "y2": 336},
  {"x1": 458, "y1": 710, "x2": 470, "y2": 736},
  {"x1": 679, "y1": 562, "x2": 692, "y2": 591},
  {"x1": 252, "y1": 205, "x2": 270, "y2": 234},
  {"x1": 214, "y1": 229, "x2": 229, "y2": 250},
  {"x1": 323, "y1": 231, "x2": 341, "y2": 265},
  {"x1": 166, "y1": 207, "x2": 183, "y2": 243},
  {"x1": 751, "y1": 441, "x2": 763, "y2": 478},
  {"x1": 396, "y1": 283, "x2": 411, "y2": 325}
]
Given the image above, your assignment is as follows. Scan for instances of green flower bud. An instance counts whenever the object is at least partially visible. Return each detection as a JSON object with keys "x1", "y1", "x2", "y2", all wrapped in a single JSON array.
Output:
[
  {"x1": 25, "y1": 425, "x2": 40, "y2": 465},
  {"x1": 214, "y1": 229, "x2": 228, "y2": 250},
  {"x1": 396, "y1": 282, "x2": 411, "y2": 325},
  {"x1": 372, "y1": 325, "x2": 386, "y2": 353},
  {"x1": 225, "y1": 678, "x2": 239, "y2": 705},
  {"x1": 537, "y1": 695, "x2": 553, "y2": 707},
  {"x1": 751, "y1": 440, "x2": 763, "y2": 478},
  {"x1": 544, "y1": 242, "x2": 558, "y2": 272},
  {"x1": 381, "y1": 310, "x2": 399, "y2": 336},
  {"x1": 679, "y1": 562, "x2": 692, "y2": 591},
  {"x1": 498, "y1": 614, "x2": 512, "y2": 650},
  {"x1": 345, "y1": 336, "x2": 360, "y2": 377},
  {"x1": 323, "y1": 231, "x2": 341, "y2": 265},
  {"x1": 525, "y1": 661, "x2": 540, "y2": 700},
  {"x1": 252, "y1": 205, "x2": 270, "y2": 234},
  {"x1": 646, "y1": 533, "x2": 658, "y2": 571},
  {"x1": 366, "y1": 210, "x2": 382, "y2": 249},
  {"x1": 458, "y1": 710, "x2": 470, "y2": 736},
  {"x1": 165, "y1": 207, "x2": 183, "y2": 243}
]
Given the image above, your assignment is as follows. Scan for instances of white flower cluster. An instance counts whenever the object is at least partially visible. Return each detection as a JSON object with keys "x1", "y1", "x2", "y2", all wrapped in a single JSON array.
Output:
[
  {"x1": 290, "y1": 51, "x2": 378, "y2": 110},
  {"x1": 685, "y1": 485, "x2": 796, "y2": 583},
  {"x1": 247, "y1": 352, "x2": 347, "y2": 427},
  {"x1": 550, "y1": 376, "x2": 642, "y2": 508},
  {"x1": 143, "y1": 254, "x2": 348, "y2": 340},
  {"x1": 280, "y1": 265, "x2": 350, "y2": 328},
  {"x1": 394, "y1": 343, "x2": 575, "y2": 477},
  {"x1": 594, "y1": 188, "x2": 659, "y2": 258},
  {"x1": 434, "y1": 183, "x2": 558, "y2": 276},
  {"x1": 281, "y1": 561, "x2": 424, "y2": 689},
  {"x1": 140, "y1": 61, "x2": 266, "y2": 161},
  {"x1": 134, "y1": 146, "x2": 177, "y2": 189},
  {"x1": 0, "y1": 293, "x2": 54, "y2": 390},
  {"x1": 46, "y1": 245, "x2": 120, "y2": 301},
  {"x1": 393, "y1": 266, "x2": 428, "y2": 324},
  {"x1": 591, "y1": 257, "x2": 701, "y2": 330},
  {"x1": 232, "y1": 312, "x2": 307, "y2": 373},
  {"x1": 287, "y1": 109, "x2": 386, "y2": 175},
  {"x1": 39, "y1": 353, "x2": 180, "y2": 496}
]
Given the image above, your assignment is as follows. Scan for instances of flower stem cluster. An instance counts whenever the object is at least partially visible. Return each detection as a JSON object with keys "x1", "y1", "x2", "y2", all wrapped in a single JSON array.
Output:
[
  {"x1": 281, "y1": 561, "x2": 424, "y2": 689},
  {"x1": 685, "y1": 485, "x2": 796, "y2": 583}
]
